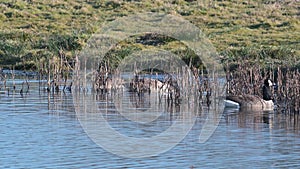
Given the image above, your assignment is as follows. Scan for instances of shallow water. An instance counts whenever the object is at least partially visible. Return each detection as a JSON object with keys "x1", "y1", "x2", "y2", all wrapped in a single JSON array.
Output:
[{"x1": 0, "y1": 81, "x2": 300, "y2": 168}]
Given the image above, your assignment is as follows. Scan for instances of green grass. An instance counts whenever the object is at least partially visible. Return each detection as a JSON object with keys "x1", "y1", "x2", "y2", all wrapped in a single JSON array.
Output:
[{"x1": 0, "y1": 0, "x2": 299, "y2": 69}]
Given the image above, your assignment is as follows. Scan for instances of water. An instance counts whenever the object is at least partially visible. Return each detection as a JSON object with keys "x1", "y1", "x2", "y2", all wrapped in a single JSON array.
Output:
[{"x1": 1, "y1": 81, "x2": 300, "y2": 168}]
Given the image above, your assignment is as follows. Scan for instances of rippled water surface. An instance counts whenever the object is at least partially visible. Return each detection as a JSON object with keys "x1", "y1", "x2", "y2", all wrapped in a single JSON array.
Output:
[{"x1": 1, "y1": 82, "x2": 300, "y2": 168}]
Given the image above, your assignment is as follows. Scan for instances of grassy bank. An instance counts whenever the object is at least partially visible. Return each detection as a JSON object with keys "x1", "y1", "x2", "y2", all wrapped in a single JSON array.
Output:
[{"x1": 0, "y1": 0, "x2": 299, "y2": 70}]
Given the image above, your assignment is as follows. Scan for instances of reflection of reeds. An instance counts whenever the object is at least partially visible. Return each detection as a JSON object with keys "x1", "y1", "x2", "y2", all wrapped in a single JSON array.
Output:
[
  {"x1": 225, "y1": 110, "x2": 300, "y2": 134},
  {"x1": 2, "y1": 54, "x2": 299, "y2": 115},
  {"x1": 70, "y1": 57, "x2": 223, "y2": 112}
]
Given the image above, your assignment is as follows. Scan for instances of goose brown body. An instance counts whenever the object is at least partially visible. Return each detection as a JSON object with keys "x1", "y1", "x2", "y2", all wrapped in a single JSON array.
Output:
[{"x1": 226, "y1": 95, "x2": 274, "y2": 110}]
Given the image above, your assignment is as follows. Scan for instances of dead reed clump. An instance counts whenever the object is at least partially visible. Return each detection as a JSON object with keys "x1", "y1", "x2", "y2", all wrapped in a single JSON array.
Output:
[
  {"x1": 36, "y1": 50, "x2": 73, "y2": 93},
  {"x1": 226, "y1": 60, "x2": 300, "y2": 114}
]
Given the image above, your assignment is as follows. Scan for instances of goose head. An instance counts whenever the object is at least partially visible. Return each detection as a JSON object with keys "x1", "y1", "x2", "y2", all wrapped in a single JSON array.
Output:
[{"x1": 264, "y1": 79, "x2": 273, "y2": 87}]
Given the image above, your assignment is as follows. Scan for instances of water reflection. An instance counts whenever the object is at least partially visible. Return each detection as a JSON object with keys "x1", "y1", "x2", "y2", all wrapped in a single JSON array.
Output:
[
  {"x1": 224, "y1": 108, "x2": 300, "y2": 134},
  {"x1": 1, "y1": 82, "x2": 300, "y2": 168},
  {"x1": 46, "y1": 91, "x2": 76, "y2": 118},
  {"x1": 73, "y1": 87, "x2": 206, "y2": 158}
]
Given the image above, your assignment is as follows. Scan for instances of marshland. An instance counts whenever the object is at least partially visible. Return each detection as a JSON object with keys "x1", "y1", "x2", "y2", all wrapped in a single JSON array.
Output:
[{"x1": 1, "y1": 0, "x2": 300, "y2": 168}]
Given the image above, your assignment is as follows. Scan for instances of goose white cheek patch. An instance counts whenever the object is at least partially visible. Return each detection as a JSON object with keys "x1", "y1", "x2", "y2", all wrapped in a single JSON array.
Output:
[{"x1": 268, "y1": 80, "x2": 273, "y2": 87}]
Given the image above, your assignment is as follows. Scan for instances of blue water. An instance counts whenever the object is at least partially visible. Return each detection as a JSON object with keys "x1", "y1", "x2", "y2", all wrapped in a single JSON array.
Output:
[{"x1": 0, "y1": 82, "x2": 299, "y2": 168}]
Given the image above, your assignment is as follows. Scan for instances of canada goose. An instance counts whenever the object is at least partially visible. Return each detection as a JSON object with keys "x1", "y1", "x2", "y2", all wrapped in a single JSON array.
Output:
[
  {"x1": 225, "y1": 79, "x2": 274, "y2": 110},
  {"x1": 127, "y1": 78, "x2": 178, "y2": 97}
]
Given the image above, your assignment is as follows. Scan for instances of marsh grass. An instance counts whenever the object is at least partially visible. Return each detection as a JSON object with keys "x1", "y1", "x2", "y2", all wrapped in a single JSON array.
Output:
[
  {"x1": 226, "y1": 59, "x2": 300, "y2": 114},
  {"x1": 0, "y1": 0, "x2": 299, "y2": 113},
  {"x1": 0, "y1": 0, "x2": 298, "y2": 70}
]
